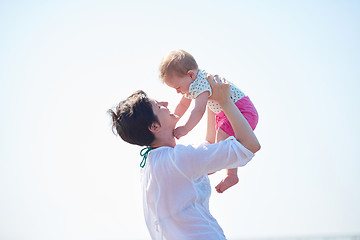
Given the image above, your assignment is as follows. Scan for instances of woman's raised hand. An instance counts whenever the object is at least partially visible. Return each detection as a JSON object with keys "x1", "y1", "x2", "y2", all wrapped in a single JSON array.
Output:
[{"x1": 207, "y1": 74, "x2": 231, "y2": 105}]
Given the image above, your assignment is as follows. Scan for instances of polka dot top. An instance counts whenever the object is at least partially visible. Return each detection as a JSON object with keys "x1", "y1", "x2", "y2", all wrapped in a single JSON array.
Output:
[{"x1": 185, "y1": 69, "x2": 245, "y2": 114}]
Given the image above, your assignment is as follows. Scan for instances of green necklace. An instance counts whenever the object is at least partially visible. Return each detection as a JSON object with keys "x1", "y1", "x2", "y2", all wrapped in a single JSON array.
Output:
[{"x1": 140, "y1": 146, "x2": 155, "y2": 168}]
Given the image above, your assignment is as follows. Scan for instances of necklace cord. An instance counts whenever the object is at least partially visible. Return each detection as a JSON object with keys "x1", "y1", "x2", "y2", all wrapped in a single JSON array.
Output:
[{"x1": 140, "y1": 147, "x2": 155, "y2": 168}]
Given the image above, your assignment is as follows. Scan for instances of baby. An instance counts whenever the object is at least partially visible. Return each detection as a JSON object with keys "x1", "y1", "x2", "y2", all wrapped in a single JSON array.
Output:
[{"x1": 159, "y1": 49, "x2": 258, "y2": 193}]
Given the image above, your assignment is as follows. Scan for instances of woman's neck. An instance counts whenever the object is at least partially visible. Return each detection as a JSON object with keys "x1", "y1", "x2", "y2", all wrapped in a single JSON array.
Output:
[{"x1": 151, "y1": 130, "x2": 176, "y2": 148}]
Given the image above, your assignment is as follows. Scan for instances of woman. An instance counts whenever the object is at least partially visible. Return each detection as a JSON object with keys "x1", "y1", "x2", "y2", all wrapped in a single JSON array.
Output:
[{"x1": 108, "y1": 75, "x2": 260, "y2": 240}]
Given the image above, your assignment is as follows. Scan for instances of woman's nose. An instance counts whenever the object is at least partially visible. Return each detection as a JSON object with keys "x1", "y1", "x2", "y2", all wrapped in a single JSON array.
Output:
[{"x1": 159, "y1": 101, "x2": 168, "y2": 107}]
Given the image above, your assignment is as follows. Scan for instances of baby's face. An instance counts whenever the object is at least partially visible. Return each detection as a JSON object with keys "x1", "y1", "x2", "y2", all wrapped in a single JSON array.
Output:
[{"x1": 164, "y1": 73, "x2": 194, "y2": 95}]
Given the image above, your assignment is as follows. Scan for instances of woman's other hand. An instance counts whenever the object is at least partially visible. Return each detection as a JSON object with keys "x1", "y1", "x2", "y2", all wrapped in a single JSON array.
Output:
[{"x1": 207, "y1": 74, "x2": 231, "y2": 105}]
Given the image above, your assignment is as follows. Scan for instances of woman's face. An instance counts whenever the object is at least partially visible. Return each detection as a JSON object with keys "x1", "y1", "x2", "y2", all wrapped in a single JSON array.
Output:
[{"x1": 150, "y1": 99, "x2": 179, "y2": 130}]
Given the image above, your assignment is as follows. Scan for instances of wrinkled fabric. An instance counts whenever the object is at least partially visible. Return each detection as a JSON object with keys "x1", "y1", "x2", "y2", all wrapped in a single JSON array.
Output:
[
  {"x1": 216, "y1": 96, "x2": 259, "y2": 135},
  {"x1": 141, "y1": 136, "x2": 254, "y2": 240}
]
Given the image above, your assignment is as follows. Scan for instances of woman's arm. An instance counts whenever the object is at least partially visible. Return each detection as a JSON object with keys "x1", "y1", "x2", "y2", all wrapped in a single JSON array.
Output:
[
  {"x1": 174, "y1": 95, "x2": 192, "y2": 118},
  {"x1": 173, "y1": 138, "x2": 254, "y2": 179},
  {"x1": 208, "y1": 75, "x2": 260, "y2": 153},
  {"x1": 205, "y1": 106, "x2": 216, "y2": 144}
]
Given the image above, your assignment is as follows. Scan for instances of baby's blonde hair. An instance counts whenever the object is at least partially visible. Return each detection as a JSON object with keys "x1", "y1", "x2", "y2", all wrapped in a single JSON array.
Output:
[{"x1": 159, "y1": 50, "x2": 198, "y2": 82}]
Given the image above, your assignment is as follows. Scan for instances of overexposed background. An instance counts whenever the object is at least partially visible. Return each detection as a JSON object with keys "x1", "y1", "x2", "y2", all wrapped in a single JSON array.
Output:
[{"x1": 1, "y1": 1, "x2": 359, "y2": 239}]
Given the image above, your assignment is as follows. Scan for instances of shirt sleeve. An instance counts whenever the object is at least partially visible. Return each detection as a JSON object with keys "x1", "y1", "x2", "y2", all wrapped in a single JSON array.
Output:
[
  {"x1": 172, "y1": 136, "x2": 254, "y2": 180},
  {"x1": 188, "y1": 78, "x2": 212, "y2": 99}
]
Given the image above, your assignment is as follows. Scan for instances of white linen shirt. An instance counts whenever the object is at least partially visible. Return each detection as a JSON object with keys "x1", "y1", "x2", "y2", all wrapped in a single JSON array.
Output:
[{"x1": 140, "y1": 136, "x2": 254, "y2": 240}]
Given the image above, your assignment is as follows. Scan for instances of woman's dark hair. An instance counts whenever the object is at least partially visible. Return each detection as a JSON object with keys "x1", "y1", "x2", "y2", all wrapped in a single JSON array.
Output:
[{"x1": 108, "y1": 90, "x2": 160, "y2": 146}]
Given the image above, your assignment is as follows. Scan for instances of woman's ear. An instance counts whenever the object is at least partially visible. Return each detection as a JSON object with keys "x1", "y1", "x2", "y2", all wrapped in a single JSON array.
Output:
[{"x1": 148, "y1": 122, "x2": 161, "y2": 133}]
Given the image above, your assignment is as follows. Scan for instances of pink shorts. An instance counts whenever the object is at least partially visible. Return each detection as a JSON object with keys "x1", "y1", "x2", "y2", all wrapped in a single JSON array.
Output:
[{"x1": 215, "y1": 96, "x2": 258, "y2": 136}]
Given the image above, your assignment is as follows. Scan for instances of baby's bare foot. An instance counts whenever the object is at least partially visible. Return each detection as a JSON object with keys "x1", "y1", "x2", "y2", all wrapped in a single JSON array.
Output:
[{"x1": 215, "y1": 175, "x2": 239, "y2": 193}]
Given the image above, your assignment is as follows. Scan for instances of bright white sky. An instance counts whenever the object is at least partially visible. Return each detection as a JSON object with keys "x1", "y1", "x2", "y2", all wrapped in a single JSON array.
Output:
[{"x1": 1, "y1": 1, "x2": 359, "y2": 240}]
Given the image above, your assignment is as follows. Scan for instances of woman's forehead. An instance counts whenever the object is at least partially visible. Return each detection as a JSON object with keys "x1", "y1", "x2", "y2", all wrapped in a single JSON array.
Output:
[
  {"x1": 149, "y1": 98, "x2": 167, "y2": 107},
  {"x1": 149, "y1": 98, "x2": 158, "y2": 107}
]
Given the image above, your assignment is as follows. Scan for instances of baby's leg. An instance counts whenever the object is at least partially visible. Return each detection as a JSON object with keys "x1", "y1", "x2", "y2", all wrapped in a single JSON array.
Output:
[{"x1": 215, "y1": 128, "x2": 239, "y2": 193}]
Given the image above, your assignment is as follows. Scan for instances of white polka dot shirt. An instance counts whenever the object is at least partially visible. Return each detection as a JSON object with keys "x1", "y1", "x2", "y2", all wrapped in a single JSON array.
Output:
[{"x1": 185, "y1": 69, "x2": 245, "y2": 114}]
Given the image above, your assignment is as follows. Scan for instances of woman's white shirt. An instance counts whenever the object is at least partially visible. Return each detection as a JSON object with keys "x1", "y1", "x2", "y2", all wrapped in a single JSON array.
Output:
[{"x1": 140, "y1": 136, "x2": 254, "y2": 240}]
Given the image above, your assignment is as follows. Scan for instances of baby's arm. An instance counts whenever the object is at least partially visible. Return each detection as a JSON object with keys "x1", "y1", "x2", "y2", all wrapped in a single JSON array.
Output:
[
  {"x1": 174, "y1": 91, "x2": 209, "y2": 139},
  {"x1": 174, "y1": 95, "x2": 192, "y2": 119}
]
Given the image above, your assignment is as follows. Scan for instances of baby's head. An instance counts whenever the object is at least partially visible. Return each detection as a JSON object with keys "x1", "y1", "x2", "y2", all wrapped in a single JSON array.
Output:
[{"x1": 159, "y1": 50, "x2": 198, "y2": 95}]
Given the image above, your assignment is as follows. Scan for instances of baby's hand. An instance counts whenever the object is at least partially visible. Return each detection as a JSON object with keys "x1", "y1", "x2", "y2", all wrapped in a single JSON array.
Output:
[{"x1": 174, "y1": 126, "x2": 188, "y2": 139}]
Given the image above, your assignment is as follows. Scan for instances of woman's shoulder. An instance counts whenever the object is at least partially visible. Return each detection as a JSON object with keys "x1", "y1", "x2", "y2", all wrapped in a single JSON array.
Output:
[
  {"x1": 151, "y1": 143, "x2": 203, "y2": 159},
  {"x1": 146, "y1": 144, "x2": 198, "y2": 176}
]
